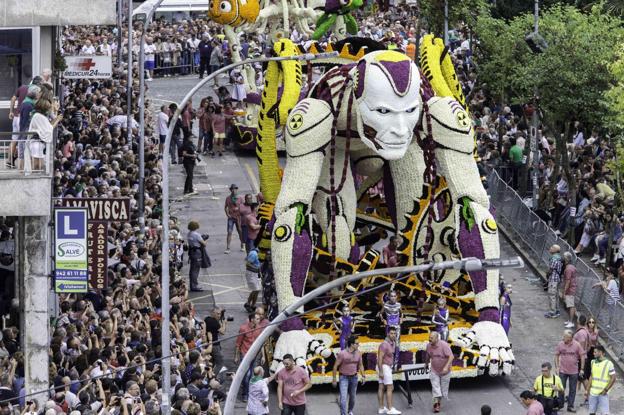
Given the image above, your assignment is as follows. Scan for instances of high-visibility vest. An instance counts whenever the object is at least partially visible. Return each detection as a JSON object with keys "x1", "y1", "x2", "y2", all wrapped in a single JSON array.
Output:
[
  {"x1": 590, "y1": 358, "x2": 613, "y2": 395},
  {"x1": 405, "y1": 44, "x2": 416, "y2": 61}
]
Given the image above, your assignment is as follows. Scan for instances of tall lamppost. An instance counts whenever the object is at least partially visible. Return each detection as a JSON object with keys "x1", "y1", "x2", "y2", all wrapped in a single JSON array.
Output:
[
  {"x1": 443, "y1": 0, "x2": 449, "y2": 46},
  {"x1": 133, "y1": 0, "x2": 165, "y2": 245},
  {"x1": 126, "y1": 0, "x2": 133, "y2": 145}
]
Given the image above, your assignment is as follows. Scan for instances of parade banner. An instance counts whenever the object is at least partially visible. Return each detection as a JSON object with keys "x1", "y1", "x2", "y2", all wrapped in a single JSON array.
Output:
[
  {"x1": 87, "y1": 221, "x2": 108, "y2": 290},
  {"x1": 63, "y1": 56, "x2": 113, "y2": 79},
  {"x1": 54, "y1": 208, "x2": 88, "y2": 293}
]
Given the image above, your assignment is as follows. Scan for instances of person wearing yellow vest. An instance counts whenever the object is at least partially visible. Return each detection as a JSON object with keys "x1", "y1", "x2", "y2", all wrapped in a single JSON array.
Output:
[
  {"x1": 585, "y1": 345, "x2": 616, "y2": 415},
  {"x1": 533, "y1": 362, "x2": 563, "y2": 415}
]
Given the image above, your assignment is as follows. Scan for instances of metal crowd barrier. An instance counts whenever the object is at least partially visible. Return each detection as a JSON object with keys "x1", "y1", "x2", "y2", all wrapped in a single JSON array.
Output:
[
  {"x1": 487, "y1": 169, "x2": 624, "y2": 360},
  {"x1": 152, "y1": 50, "x2": 198, "y2": 77}
]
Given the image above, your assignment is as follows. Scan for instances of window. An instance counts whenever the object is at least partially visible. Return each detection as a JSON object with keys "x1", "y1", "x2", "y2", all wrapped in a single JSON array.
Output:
[{"x1": 0, "y1": 29, "x2": 33, "y2": 101}]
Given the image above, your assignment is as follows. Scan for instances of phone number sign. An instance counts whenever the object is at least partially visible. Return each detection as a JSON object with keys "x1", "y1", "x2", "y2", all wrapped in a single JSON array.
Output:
[{"x1": 55, "y1": 208, "x2": 88, "y2": 293}]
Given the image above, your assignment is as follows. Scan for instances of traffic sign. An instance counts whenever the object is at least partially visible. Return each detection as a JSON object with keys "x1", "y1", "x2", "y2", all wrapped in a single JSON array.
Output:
[{"x1": 55, "y1": 208, "x2": 88, "y2": 293}]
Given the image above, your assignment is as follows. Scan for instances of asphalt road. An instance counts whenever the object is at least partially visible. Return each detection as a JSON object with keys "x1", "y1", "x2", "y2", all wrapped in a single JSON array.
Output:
[{"x1": 151, "y1": 75, "x2": 623, "y2": 415}]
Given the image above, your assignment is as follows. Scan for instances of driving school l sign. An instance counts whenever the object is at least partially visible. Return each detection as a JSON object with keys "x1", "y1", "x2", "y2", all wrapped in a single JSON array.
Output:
[{"x1": 54, "y1": 208, "x2": 88, "y2": 293}]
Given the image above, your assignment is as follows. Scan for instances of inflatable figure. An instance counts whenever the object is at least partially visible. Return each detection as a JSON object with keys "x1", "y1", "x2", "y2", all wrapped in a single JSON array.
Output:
[
  {"x1": 208, "y1": 0, "x2": 261, "y2": 92},
  {"x1": 255, "y1": 36, "x2": 514, "y2": 382},
  {"x1": 312, "y1": 0, "x2": 364, "y2": 40}
]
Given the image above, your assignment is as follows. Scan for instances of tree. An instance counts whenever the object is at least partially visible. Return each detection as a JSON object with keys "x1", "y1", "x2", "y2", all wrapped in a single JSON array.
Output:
[
  {"x1": 419, "y1": 0, "x2": 491, "y2": 37},
  {"x1": 475, "y1": 4, "x2": 624, "y2": 242},
  {"x1": 475, "y1": 4, "x2": 623, "y2": 130},
  {"x1": 604, "y1": 45, "x2": 624, "y2": 212}
]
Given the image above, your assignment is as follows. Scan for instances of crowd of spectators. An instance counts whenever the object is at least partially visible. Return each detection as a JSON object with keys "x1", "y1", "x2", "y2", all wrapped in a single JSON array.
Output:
[
  {"x1": 453, "y1": 31, "x2": 624, "y2": 298},
  {"x1": 2, "y1": 3, "x2": 621, "y2": 414},
  {"x1": 0, "y1": 20, "x2": 247, "y2": 415}
]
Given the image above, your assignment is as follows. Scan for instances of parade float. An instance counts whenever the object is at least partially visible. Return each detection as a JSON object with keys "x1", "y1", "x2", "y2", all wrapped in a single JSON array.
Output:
[{"x1": 208, "y1": 2, "x2": 514, "y2": 384}]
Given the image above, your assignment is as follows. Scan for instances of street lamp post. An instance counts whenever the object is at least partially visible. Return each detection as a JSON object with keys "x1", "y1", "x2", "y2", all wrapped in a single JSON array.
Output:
[
  {"x1": 126, "y1": 0, "x2": 133, "y2": 145},
  {"x1": 223, "y1": 257, "x2": 525, "y2": 414},
  {"x1": 531, "y1": 0, "x2": 541, "y2": 208},
  {"x1": 443, "y1": 0, "x2": 449, "y2": 46},
  {"x1": 134, "y1": 0, "x2": 165, "y2": 245},
  {"x1": 117, "y1": 0, "x2": 123, "y2": 67},
  {"x1": 160, "y1": 51, "x2": 337, "y2": 415}
]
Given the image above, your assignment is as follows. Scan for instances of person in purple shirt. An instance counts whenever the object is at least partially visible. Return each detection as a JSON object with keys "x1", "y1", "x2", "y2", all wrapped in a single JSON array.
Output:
[
  {"x1": 499, "y1": 283, "x2": 513, "y2": 334},
  {"x1": 333, "y1": 304, "x2": 355, "y2": 350}
]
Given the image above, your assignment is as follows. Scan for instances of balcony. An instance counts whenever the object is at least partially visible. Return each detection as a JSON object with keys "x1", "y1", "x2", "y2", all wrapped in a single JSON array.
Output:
[{"x1": 0, "y1": 133, "x2": 52, "y2": 217}]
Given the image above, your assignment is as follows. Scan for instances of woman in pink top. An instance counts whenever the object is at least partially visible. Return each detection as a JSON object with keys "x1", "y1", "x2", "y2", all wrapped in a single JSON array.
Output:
[
  {"x1": 579, "y1": 317, "x2": 600, "y2": 404},
  {"x1": 62, "y1": 135, "x2": 75, "y2": 159},
  {"x1": 181, "y1": 101, "x2": 194, "y2": 138},
  {"x1": 211, "y1": 105, "x2": 226, "y2": 156},
  {"x1": 244, "y1": 203, "x2": 261, "y2": 250}
]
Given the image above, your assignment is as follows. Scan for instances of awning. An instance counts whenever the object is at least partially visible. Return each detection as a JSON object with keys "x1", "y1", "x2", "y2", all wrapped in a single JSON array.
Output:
[{"x1": 156, "y1": 0, "x2": 209, "y2": 12}]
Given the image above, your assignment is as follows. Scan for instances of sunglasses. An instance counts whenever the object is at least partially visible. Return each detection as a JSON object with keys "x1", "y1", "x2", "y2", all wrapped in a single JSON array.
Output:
[{"x1": 589, "y1": 321, "x2": 595, "y2": 324}]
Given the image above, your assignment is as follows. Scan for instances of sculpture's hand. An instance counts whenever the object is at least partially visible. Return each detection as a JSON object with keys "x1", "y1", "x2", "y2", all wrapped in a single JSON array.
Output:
[
  {"x1": 452, "y1": 321, "x2": 515, "y2": 376},
  {"x1": 270, "y1": 329, "x2": 331, "y2": 373}
]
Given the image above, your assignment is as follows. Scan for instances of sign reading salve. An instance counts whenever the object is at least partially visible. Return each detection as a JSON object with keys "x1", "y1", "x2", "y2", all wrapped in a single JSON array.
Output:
[
  {"x1": 402, "y1": 363, "x2": 431, "y2": 381},
  {"x1": 55, "y1": 208, "x2": 88, "y2": 293},
  {"x1": 63, "y1": 56, "x2": 113, "y2": 79}
]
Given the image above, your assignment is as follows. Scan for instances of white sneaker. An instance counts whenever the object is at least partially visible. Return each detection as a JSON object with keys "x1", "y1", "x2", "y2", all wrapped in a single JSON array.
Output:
[
  {"x1": 224, "y1": 249, "x2": 230, "y2": 254},
  {"x1": 597, "y1": 258, "x2": 606, "y2": 265},
  {"x1": 565, "y1": 321, "x2": 575, "y2": 328},
  {"x1": 387, "y1": 408, "x2": 402, "y2": 415},
  {"x1": 591, "y1": 254, "x2": 600, "y2": 261},
  {"x1": 378, "y1": 408, "x2": 387, "y2": 414}
]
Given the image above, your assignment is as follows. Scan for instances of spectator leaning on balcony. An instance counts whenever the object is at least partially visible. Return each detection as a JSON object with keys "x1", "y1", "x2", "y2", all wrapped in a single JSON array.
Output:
[
  {"x1": 18, "y1": 84, "x2": 42, "y2": 170},
  {"x1": 27, "y1": 97, "x2": 63, "y2": 172}
]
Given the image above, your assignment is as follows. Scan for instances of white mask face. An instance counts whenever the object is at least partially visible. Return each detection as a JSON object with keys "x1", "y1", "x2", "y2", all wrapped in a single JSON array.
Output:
[{"x1": 355, "y1": 59, "x2": 422, "y2": 160}]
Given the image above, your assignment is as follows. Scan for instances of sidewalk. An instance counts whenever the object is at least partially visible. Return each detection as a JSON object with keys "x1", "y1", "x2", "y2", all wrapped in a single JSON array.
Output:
[
  {"x1": 499, "y1": 224, "x2": 624, "y2": 414},
  {"x1": 169, "y1": 152, "x2": 258, "y2": 413}
]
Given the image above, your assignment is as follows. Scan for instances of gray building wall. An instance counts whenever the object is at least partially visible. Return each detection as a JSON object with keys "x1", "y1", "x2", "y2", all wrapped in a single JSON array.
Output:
[{"x1": 0, "y1": 0, "x2": 116, "y2": 26}]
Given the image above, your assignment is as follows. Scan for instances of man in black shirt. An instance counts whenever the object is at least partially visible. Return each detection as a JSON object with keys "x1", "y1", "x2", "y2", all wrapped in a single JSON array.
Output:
[
  {"x1": 168, "y1": 103, "x2": 183, "y2": 164},
  {"x1": 198, "y1": 35, "x2": 212, "y2": 79},
  {"x1": 181, "y1": 136, "x2": 198, "y2": 195},
  {"x1": 204, "y1": 307, "x2": 226, "y2": 371}
]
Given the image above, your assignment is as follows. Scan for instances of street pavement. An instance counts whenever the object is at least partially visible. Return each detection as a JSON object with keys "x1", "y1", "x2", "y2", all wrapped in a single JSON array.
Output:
[{"x1": 151, "y1": 75, "x2": 623, "y2": 414}]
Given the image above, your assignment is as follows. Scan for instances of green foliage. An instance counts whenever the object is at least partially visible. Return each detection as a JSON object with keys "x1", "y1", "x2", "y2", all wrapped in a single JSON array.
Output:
[
  {"x1": 420, "y1": 0, "x2": 491, "y2": 36},
  {"x1": 490, "y1": 0, "x2": 596, "y2": 20},
  {"x1": 604, "y1": 45, "x2": 624, "y2": 134},
  {"x1": 54, "y1": 49, "x2": 67, "y2": 73},
  {"x1": 475, "y1": 4, "x2": 624, "y2": 131}
]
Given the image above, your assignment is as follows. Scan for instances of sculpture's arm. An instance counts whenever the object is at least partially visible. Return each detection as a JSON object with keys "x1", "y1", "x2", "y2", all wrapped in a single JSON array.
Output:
[
  {"x1": 272, "y1": 98, "x2": 333, "y2": 311},
  {"x1": 426, "y1": 96, "x2": 514, "y2": 375}
]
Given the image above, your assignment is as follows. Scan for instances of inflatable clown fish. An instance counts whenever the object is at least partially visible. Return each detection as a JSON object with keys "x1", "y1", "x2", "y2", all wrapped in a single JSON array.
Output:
[{"x1": 208, "y1": 0, "x2": 260, "y2": 27}]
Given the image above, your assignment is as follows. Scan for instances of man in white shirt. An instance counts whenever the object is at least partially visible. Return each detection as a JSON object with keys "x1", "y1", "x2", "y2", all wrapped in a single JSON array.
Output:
[
  {"x1": 144, "y1": 37, "x2": 157, "y2": 81},
  {"x1": 81, "y1": 40, "x2": 96, "y2": 55},
  {"x1": 157, "y1": 105, "x2": 170, "y2": 155},
  {"x1": 187, "y1": 34, "x2": 201, "y2": 70}
]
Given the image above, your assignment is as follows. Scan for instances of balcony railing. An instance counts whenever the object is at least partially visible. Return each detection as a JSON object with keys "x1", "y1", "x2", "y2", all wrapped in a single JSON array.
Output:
[{"x1": 0, "y1": 132, "x2": 53, "y2": 176}]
